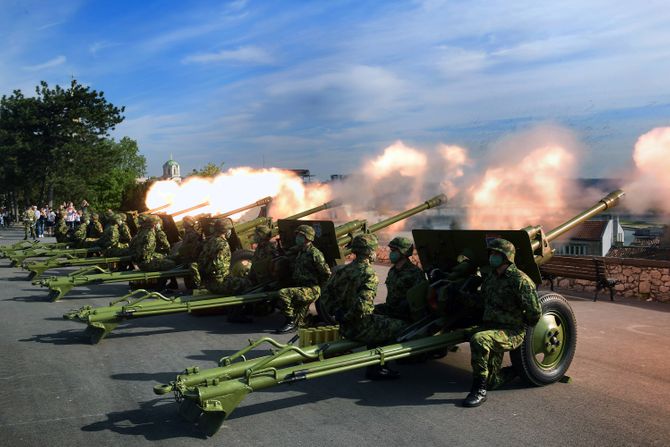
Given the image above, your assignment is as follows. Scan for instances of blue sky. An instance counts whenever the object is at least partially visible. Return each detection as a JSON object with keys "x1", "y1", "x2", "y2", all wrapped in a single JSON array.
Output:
[{"x1": 2, "y1": 0, "x2": 669, "y2": 179}]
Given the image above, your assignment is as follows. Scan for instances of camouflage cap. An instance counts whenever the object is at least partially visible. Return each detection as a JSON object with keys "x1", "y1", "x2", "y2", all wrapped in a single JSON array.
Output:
[
  {"x1": 114, "y1": 214, "x2": 124, "y2": 225},
  {"x1": 91, "y1": 213, "x2": 99, "y2": 220},
  {"x1": 351, "y1": 234, "x2": 379, "y2": 255},
  {"x1": 295, "y1": 224, "x2": 315, "y2": 241},
  {"x1": 213, "y1": 217, "x2": 234, "y2": 233},
  {"x1": 388, "y1": 236, "x2": 414, "y2": 256},
  {"x1": 255, "y1": 224, "x2": 272, "y2": 239},
  {"x1": 487, "y1": 238, "x2": 516, "y2": 263}
]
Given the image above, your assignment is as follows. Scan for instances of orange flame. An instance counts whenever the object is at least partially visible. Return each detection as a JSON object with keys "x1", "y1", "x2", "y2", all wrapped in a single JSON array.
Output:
[{"x1": 145, "y1": 168, "x2": 333, "y2": 221}]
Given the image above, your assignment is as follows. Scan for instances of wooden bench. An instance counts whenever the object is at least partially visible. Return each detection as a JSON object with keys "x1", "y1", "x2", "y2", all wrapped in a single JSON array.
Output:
[{"x1": 540, "y1": 256, "x2": 620, "y2": 302}]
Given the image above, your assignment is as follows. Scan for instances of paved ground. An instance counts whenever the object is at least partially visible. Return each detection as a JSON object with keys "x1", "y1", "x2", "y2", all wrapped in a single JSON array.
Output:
[{"x1": 1, "y1": 227, "x2": 669, "y2": 446}]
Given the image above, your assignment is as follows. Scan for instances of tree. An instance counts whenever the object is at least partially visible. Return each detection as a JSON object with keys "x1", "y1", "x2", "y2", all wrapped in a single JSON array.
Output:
[
  {"x1": 191, "y1": 162, "x2": 225, "y2": 177},
  {"x1": 0, "y1": 79, "x2": 144, "y2": 211}
]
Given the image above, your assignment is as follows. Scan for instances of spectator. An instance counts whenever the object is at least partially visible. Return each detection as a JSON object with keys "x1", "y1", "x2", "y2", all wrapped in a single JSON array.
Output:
[
  {"x1": 46, "y1": 208, "x2": 56, "y2": 236},
  {"x1": 66, "y1": 204, "x2": 77, "y2": 230}
]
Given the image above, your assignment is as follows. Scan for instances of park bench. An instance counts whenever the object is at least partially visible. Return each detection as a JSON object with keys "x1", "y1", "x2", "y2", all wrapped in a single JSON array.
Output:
[{"x1": 540, "y1": 255, "x2": 620, "y2": 302}]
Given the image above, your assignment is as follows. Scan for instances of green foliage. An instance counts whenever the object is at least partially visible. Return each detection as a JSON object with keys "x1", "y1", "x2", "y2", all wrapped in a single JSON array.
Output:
[
  {"x1": 0, "y1": 79, "x2": 145, "y2": 211},
  {"x1": 191, "y1": 162, "x2": 225, "y2": 177}
]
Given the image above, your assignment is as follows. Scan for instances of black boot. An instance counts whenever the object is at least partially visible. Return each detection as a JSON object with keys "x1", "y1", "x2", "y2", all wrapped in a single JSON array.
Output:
[
  {"x1": 275, "y1": 317, "x2": 297, "y2": 334},
  {"x1": 463, "y1": 376, "x2": 487, "y2": 407},
  {"x1": 365, "y1": 364, "x2": 400, "y2": 381}
]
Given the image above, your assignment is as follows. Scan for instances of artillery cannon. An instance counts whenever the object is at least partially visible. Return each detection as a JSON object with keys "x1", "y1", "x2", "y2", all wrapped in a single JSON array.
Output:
[
  {"x1": 153, "y1": 190, "x2": 625, "y2": 436},
  {"x1": 62, "y1": 195, "x2": 446, "y2": 343},
  {"x1": 23, "y1": 197, "x2": 275, "y2": 280},
  {"x1": 0, "y1": 240, "x2": 71, "y2": 258},
  {"x1": 37, "y1": 199, "x2": 342, "y2": 301}
]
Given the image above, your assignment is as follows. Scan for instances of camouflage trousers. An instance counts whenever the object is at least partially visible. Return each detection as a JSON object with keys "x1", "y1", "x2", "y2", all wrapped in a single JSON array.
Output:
[
  {"x1": 469, "y1": 328, "x2": 525, "y2": 388},
  {"x1": 138, "y1": 254, "x2": 177, "y2": 272},
  {"x1": 276, "y1": 285, "x2": 320, "y2": 327},
  {"x1": 374, "y1": 302, "x2": 411, "y2": 322},
  {"x1": 103, "y1": 244, "x2": 129, "y2": 258},
  {"x1": 203, "y1": 275, "x2": 249, "y2": 296},
  {"x1": 342, "y1": 314, "x2": 408, "y2": 346},
  {"x1": 24, "y1": 224, "x2": 36, "y2": 240}
]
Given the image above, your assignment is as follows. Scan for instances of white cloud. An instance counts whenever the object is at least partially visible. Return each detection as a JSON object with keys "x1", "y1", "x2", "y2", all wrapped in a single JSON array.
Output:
[
  {"x1": 182, "y1": 45, "x2": 273, "y2": 65},
  {"x1": 22, "y1": 55, "x2": 66, "y2": 71},
  {"x1": 89, "y1": 41, "x2": 118, "y2": 55}
]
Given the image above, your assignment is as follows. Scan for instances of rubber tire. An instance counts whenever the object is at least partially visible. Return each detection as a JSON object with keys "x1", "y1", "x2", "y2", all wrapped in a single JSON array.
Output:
[
  {"x1": 511, "y1": 292, "x2": 577, "y2": 386},
  {"x1": 231, "y1": 249, "x2": 254, "y2": 265}
]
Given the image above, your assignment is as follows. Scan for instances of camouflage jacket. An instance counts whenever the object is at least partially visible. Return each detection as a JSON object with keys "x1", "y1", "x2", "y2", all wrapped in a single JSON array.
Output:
[
  {"x1": 322, "y1": 258, "x2": 377, "y2": 324},
  {"x1": 481, "y1": 263, "x2": 541, "y2": 329},
  {"x1": 156, "y1": 229, "x2": 171, "y2": 254},
  {"x1": 22, "y1": 210, "x2": 35, "y2": 225},
  {"x1": 385, "y1": 261, "x2": 425, "y2": 317},
  {"x1": 55, "y1": 220, "x2": 70, "y2": 242},
  {"x1": 97, "y1": 224, "x2": 120, "y2": 249},
  {"x1": 250, "y1": 239, "x2": 279, "y2": 284},
  {"x1": 129, "y1": 228, "x2": 156, "y2": 265},
  {"x1": 72, "y1": 223, "x2": 88, "y2": 245},
  {"x1": 176, "y1": 228, "x2": 203, "y2": 264},
  {"x1": 119, "y1": 223, "x2": 132, "y2": 244},
  {"x1": 291, "y1": 243, "x2": 331, "y2": 287},
  {"x1": 198, "y1": 235, "x2": 231, "y2": 281},
  {"x1": 88, "y1": 221, "x2": 104, "y2": 238}
]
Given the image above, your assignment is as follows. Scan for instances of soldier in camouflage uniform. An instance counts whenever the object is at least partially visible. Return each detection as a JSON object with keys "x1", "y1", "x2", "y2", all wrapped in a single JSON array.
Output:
[
  {"x1": 88, "y1": 213, "x2": 104, "y2": 238},
  {"x1": 71, "y1": 216, "x2": 91, "y2": 247},
  {"x1": 248, "y1": 224, "x2": 279, "y2": 285},
  {"x1": 171, "y1": 216, "x2": 203, "y2": 265},
  {"x1": 118, "y1": 214, "x2": 133, "y2": 244},
  {"x1": 99, "y1": 214, "x2": 130, "y2": 256},
  {"x1": 54, "y1": 212, "x2": 70, "y2": 243},
  {"x1": 22, "y1": 207, "x2": 36, "y2": 240},
  {"x1": 275, "y1": 224, "x2": 331, "y2": 334},
  {"x1": 375, "y1": 236, "x2": 425, "y2": 321},
  {"x1": 194, "y1": 217, "x2": 248, "y2": 295},
  {"x1": 463, "y1": 238, "x2": 541, "y2": 407},
  {"x1": 321, "y1": 234, "x2": 408, "y2": 379},
  {"x1": 155, "y1": 218, "x2": 171, "y2": 255},
  {"x1": 131, "y1": 215, "x2": 177, "y2": 272},
  {"x1": 226, "y1": 224, "x2": 281, "y2": 324}
]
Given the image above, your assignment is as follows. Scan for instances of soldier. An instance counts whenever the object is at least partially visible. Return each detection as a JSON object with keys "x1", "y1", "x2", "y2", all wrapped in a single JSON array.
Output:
[
  {"x1": 54, "y1": 211, "x2": 70, "y2": 243},
  {"x1": 22, "y1": 206, "x2": 36, "y2": 241},
  {"x1": 118, "y1": 214, "x2": 133, "y2": 244},
  {"x1": 463, "y1": 238, "x2": 541, "y2": 407},
  {"x1": 71, "y1": 216, "x2": 90, "y2": 247},
  {"x1": 88, "y1": 213, "x2": 104, "y2": 238},
  {"x1": 155, "y1": 217, "x2": 171, "y2": 255},
  {"x1": 130, "y1": 215, "x2": 177, "y2": 272},
  {"x1": 375, "y1": 236, "x2": 425, "y2": 321},
  {"x1": 196, "y1": 217, "x2": 247, "y2": 295},
  {"x1": 171, "y1": 216, "x2": 203, "y2": 265},
  {"x1": 275, "y1": 225, "x2": 331, "y2": 334},
  {"x1": 227, "y1": 224, "x2": 280, "y2": 324},
  {"x1": 320, "y1": 234, "x2": 407, "y2": 379},
  {"x1": 248, "y1": 224, "x2": 279, "y2": 285},
  {"x1": 97, "y1": 214, "x2": 129, "y2": 256}
]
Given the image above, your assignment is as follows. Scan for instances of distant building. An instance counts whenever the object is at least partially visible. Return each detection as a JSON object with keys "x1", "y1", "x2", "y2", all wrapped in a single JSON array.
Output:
[
  {"x1": 162, "y1": 155, "x2": 181, "y2": 181},
  {"x1": 553, "y1": 217, "x2": 624, "y2": 257},
  {"x1": 288, "y1": 169, "x2": 314, "y2": 183}
]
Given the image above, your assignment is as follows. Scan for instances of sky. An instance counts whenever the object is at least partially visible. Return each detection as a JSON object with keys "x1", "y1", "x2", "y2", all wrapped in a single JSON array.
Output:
[{"x1": 1, "y1": 0, "x2": 670, "y2": 180}]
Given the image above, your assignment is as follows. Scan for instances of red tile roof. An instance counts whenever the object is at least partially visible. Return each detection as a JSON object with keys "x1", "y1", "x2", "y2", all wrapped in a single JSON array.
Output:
[{"x1": 555, "y1": 220, "x2": 609, "y2": 242}]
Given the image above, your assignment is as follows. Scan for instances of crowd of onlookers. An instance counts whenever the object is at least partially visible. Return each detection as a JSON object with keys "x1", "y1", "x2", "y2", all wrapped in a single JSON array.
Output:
[{"x1": 0, "y1": 200, "x2": 91, "y2": 240}]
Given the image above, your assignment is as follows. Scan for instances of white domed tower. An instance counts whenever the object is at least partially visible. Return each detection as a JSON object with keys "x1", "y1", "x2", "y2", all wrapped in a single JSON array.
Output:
[{"x1": 162, "y1": 154, "x2": 181, "y2": 181}]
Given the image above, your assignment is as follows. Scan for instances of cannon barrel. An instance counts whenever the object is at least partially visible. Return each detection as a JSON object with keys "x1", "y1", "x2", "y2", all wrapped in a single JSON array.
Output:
[
  {"x1": 283, "y1": 198, "x2": 343, "y2": 220},
  {"x1": 170, "y1": 201, "x2": 210, "y2": 217},
  {"x1": 141, "y1": 203, "x2": 171, "y2": 215},
  {"x1": 523, "y1": 189, "x2": 625, "y2": 259},
  {"x1": 337, "y1": 194, "x2": 446, "y2": 247},
  {"x1": 214, "y1": 196, "x2": 272, "y2": 218}
]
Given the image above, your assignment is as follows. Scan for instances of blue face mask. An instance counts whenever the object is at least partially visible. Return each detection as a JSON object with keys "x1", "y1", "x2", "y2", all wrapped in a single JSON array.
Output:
[
  {"x1": 389, "y1": 251, "x2": 402, "y2": 264},
  {"x1": 295, "y1": 234, "x2": 306, "y2": 246},
  {"x1": 489, "y1": 253, "x2": 504, "y2": 268}
]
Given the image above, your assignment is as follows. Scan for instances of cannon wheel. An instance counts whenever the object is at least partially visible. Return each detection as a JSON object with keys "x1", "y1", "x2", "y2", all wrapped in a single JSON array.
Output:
[
  {"x1": 231, "y1": 249, "x2": 254, "y2": 277},
  {"x1": 511, "y1": 292, "x2": 577, "y2": 386}
]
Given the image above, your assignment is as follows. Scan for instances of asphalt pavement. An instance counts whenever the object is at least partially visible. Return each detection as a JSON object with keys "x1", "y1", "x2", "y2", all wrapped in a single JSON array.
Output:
[{"x1": 1, "y1": 227, "x2": 669, "y2": 447}]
